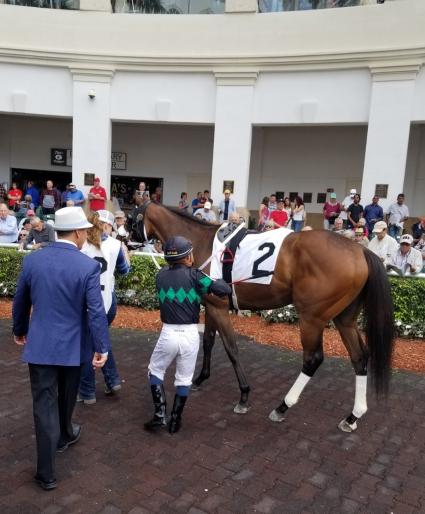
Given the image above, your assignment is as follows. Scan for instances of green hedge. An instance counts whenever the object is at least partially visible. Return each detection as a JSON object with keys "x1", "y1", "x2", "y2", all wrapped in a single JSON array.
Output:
[{"x1": 1, "y1": 248, "x2": 424, "y2": 338}]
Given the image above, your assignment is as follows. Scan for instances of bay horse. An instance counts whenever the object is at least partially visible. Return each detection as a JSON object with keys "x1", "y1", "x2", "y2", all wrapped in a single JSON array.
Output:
[{"x1": 140, "y1": 201, "x2": 394, "y2": 432}]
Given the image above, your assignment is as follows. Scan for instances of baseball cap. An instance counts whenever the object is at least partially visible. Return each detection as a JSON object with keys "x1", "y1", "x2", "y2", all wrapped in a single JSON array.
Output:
[
  {"x1": 224, "y1": 189, "x2": 231, "y2": 194},
  {"x1": 69, "y1": 183, "x2": 76, "y2": 188},
  {"x1": 350, "y1": 189, "x2": 357, "y2": 195},
  {"x1": 204, "y1": 201, "x2": 212, "y2": 209},
  {"x1": 26, "y1": 209, "x2": 35, "y2": 216},
  {"x1": 400, "y1": 234, "x2": 413, "y2": 245},
  {"x1": 114, "y1": 210, "x2": 125, "y2": 218},
  {"x1": 94, "y1": 177, "x2": 100, "y2": 182},
  {"x1": 330, "y1": 192, "x2": 337, "y2": 199},
  {"x1": 163, "y1": 236, "x2": 193, "y2": 262},
  {"x1": 355, "y1": 228, "x2": 364, "y2": 235},
  {"x1": 97, "y1": 210, "x2": 115, "y2": 227},
  {"x1": 373, "y1": 221, "x2": 387, "y2": 233}
]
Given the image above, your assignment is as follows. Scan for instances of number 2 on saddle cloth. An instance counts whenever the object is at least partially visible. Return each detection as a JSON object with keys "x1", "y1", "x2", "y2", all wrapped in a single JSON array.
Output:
[{"x1": 220, "y1": 229, "x2": 274, "y2": 285}]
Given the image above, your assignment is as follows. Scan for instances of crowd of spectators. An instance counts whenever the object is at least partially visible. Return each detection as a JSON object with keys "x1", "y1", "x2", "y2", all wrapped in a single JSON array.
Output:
[{"x1": 0, "y1": 178, "x2": 424, "y2": 274}]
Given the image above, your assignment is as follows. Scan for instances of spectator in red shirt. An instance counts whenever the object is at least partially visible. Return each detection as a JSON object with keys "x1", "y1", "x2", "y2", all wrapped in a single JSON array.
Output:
[
  {"x1": 270, "y1": 199, "x2": 289, "y2": 229},
  {"x1": 8, "y1": 182, "x2": 23, "y2": 211},
  {"x1": 88, "y1": 177, "x2": 107, "y2": 211}
]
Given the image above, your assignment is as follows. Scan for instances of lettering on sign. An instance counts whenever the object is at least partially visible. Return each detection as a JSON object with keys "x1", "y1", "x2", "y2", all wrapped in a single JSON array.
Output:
[
  {"x1": 111, "y1": 152, "x2": 127, "y2": 170},
  {"x1": 51, "y1": 149, "x2": 67, "y2": 166},
  {"x1": 52, "y1": 149, "x2": 127, "y2": 170}
]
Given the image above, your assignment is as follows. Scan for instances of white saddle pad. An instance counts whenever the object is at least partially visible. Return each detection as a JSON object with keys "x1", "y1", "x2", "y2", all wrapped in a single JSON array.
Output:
[{"x1": 210, "y1": 227, "x2": 292, "y2": 285}]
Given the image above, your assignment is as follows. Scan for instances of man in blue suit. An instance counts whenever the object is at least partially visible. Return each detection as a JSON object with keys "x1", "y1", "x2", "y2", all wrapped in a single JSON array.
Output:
[{"x1": 13, "y1": 206, "x2": 111, "y2": 491}]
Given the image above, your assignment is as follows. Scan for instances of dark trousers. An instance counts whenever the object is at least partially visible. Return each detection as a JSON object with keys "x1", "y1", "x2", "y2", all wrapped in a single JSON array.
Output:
[{"x1": 28, "y1": 364, "x2": 81, "y2": 481}]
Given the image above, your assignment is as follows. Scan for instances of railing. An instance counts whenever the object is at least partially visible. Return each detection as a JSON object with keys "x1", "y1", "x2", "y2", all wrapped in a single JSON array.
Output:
[
  {"x1": 258, "y1": 0, "x2": 366, "y2": 12},
  {"x1": 114, "y1": 0, "x2": 225, "y2": 14},
  {"x1": 1, "y1": 0, "x2": 79, "y2": 8}
]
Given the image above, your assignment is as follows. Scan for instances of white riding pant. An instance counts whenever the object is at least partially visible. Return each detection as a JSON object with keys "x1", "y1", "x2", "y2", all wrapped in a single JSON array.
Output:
[{"x1": 148, "y1": 323, "x2": 200, "y2": 387}]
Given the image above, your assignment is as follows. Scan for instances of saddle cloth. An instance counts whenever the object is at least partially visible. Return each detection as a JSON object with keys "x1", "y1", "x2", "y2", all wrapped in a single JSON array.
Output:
[{"x1": 210, "y1": 227, "x2": 292, "y2": 285}]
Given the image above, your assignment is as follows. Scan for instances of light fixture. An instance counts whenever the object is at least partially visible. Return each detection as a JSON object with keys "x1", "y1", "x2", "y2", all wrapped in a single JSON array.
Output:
[{"x1": 88, "y1": 89, "x2": 96, "y2": 99}]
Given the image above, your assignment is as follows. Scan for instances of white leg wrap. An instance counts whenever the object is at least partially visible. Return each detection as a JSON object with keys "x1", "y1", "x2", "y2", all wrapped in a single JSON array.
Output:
[
  {"x1": 284, "y1": 372, "x2": 311, "y2": 408},
  {"x1": 352, "y1": 375, "x2": 368, "y2": 419}
]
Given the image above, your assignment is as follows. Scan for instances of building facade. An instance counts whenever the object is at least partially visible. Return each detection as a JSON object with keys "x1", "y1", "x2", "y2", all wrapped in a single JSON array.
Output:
[{"x1": 0, "y1": 0, "x2": 424, "y2": 218}]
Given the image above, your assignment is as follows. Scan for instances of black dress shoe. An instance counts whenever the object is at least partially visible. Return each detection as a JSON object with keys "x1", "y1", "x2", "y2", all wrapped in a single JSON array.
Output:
[
  {"x1": 34, "y1": 475, "x2": 57, "y2": 491},
  {"x1": 57, "y1": 423, "x2": 81, "y2": 453}
]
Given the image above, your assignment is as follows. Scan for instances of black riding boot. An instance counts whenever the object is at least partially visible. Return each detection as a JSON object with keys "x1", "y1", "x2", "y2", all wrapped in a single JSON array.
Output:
[
  {"x1": 144, "y1": 384, "x2": 167, "y2": 431},
  {"x1": 168, "y1": 394, "x2": 187, "y2": 434}
]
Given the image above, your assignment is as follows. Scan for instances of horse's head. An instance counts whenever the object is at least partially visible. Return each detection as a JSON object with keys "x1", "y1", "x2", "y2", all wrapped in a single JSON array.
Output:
[{"x1": 136, "y1": 201, "x2": 165, "y2": 243}]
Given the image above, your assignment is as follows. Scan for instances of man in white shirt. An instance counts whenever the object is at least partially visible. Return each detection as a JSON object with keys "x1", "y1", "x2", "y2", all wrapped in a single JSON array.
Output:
[
  {"x1": 386, "y1": 193, "x2": 409, "y2": 240},
  {"x1": 368, "y1": 221, "x2": 398, "y2": 266},
  {"x1": 0, "y1": 203, "x2": 18, "y2": 243},
  {"x1": 340, "y1": 188, "x2": 357, "y2": 229},
  {"x1": 199, "y1": 201, "x2": 216, "y2": 222},
  {"x1": 389, "y1": 234, "x2": 423, "y2": 275}
]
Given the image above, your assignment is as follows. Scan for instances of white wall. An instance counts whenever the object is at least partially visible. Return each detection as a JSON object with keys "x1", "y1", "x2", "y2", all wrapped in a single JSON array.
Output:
[
  {"x1": 405, "y1": 124, "x2": 425, "y2": 217},
  {"x1": 111, "y1": 73, "x2": 216, "y2": 124},
  {"x1": 0, "y1": 115, "x2": 72, "y2": 184},
  {"x1": 253, "y1": 70, "x2": 372, "y2": 125},
  {"x1": 0, "y1": 64, "x2": 72, "y2": 118},
  {"x1": 111, "y1": 122, "x2": 214, "y2": 205},
  {"x1": 248, "y1": 126, "x2": 367, "y2": 212},
  {"x1": 412, "y1": 68, "x2": 425, "y2": 123},
  {"x1": 1, "y1": 115, "x2": 424, "y2": 216}
]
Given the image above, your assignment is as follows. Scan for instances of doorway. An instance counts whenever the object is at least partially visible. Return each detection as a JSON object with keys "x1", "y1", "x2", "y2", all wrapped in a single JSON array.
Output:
[{"x1": 11, "y1": 169, "x2": 72, "y2": 193}]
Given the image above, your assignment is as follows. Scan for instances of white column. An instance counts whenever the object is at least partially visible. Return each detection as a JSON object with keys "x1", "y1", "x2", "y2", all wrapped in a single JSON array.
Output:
[
  {"x1": 361, "y1": 65, "x2": 419, "y2": 212},
  {"x1": 211, "y1": 72, "x2": 257, "y2": 214},
  {"x1": 71, "y1": 68, "x2": 114, "y2": 199}
]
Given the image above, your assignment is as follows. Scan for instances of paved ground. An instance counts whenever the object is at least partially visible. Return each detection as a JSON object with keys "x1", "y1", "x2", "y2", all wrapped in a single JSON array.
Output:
[{"x1": 1, "y1": 319, "x2": 425, "y2": 514}]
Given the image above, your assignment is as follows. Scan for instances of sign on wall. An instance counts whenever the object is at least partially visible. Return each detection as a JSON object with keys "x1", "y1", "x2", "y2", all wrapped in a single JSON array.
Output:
[
  {"x1": 111, "y1": 152, "x2": 127, "y2": 170},
  {"x1": 375, "y1": 184, "x2": 388, "y2": 199},
  {"x1": 51, "y1": 149, "x2": 127, "y2": 171},
  {"x1": 51, "y1": 149, "x2": 67, "y2": 166},
  {"x1": 223, "y1": 180, "x2": 234, "y2": 193}
]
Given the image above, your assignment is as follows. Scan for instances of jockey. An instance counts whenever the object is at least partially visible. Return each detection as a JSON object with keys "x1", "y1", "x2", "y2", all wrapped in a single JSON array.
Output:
[{"x1": 144, "y1": 236, "x2": 231, "y2": 434}]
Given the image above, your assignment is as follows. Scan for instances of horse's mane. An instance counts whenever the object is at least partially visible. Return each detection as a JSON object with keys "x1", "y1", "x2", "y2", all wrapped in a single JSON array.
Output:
[{"x1": 163, "y1": 205, "x2": 220, "y2": 228}]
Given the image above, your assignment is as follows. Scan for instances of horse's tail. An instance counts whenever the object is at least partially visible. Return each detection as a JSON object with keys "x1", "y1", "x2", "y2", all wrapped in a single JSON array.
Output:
[{"x1": 363, "y1": 249, "x2": 395, "y2": 396}]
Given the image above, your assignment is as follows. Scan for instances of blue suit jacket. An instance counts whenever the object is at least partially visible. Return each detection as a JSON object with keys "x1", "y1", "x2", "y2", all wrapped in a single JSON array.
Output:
[{"x1": 13, "y1": 242, "x2": 111, "y2": 366}]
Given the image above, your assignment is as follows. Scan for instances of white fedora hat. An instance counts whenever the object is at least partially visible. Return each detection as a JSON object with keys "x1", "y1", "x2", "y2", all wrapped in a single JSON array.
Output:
[
  {"x1": 97, "y1": 209, "x2": 115, "y2": 226},
  {"x1": 53, "y1": 207, "x2": 93, "y2": 231}
]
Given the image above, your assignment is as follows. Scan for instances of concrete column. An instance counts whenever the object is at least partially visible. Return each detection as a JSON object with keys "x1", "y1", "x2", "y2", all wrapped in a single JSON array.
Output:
[
  {"x1": 71, "y1": 68, "x2": 114, "y2": 200},
  {"x1": 211, "y1": 72, "x2": 257, "y2": 218},
  {"x1": 361, "y1": 65, "x2": 419, "y2": 212}
]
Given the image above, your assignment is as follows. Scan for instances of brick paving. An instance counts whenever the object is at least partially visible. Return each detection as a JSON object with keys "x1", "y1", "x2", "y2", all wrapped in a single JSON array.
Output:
[{"x1": 1, "y1": 318, "x2": 425, "y2": 513}]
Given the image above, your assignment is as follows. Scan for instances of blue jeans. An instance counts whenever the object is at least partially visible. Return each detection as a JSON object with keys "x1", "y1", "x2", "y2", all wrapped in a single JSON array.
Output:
[
  {"x1": 79, "y1": 293, "x2": 120, "y2": 400},
  {"x1": 292, "y1": 220, "x2": 304, "y2": 232},
  {"x1": 388, "y1": 224, "x2": 401, "y2": 240}
]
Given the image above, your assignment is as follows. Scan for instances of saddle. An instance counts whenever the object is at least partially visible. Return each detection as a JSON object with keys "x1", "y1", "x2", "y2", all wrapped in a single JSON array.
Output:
[{"x1": 220, "y1": 225, "x2": 248, "y2": 284}]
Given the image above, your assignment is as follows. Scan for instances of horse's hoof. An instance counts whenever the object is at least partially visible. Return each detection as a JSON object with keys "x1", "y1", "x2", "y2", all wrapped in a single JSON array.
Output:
[
  {"x1": 269, "y1": 409, "x2": 285, "y2": 423},
  {"x1": 338, "y1": 419, "x2": 358, "y2": 433},
  {"x1": 233, "y1": 403, "x2": 250, "y2": 414}
]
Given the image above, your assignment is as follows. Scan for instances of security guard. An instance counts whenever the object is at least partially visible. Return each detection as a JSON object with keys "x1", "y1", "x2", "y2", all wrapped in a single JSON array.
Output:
[{"x1": 145, "y1": 236, "x2": 231, "y2": 434}]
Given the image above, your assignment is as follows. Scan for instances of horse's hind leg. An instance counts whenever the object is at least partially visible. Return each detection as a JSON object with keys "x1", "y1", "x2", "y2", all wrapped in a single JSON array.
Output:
[
  {"x1": 192, "y1": 309, "x2": 216, "y2": 389},
  {"x1": 333, "y1": 300, "x2": 368, "y2": 433},
  {"x1": 269, "y1": 319, "x2": 325, "y2": 422}
]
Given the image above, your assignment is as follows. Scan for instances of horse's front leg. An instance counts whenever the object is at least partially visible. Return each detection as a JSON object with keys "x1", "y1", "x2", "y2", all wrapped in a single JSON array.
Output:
[
  {"x1": 207, "y1": 297, "x2": 251, "y2": 414},
  {"x1": 192, "y1": 308, "x2": 216, "y2": 389}
]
